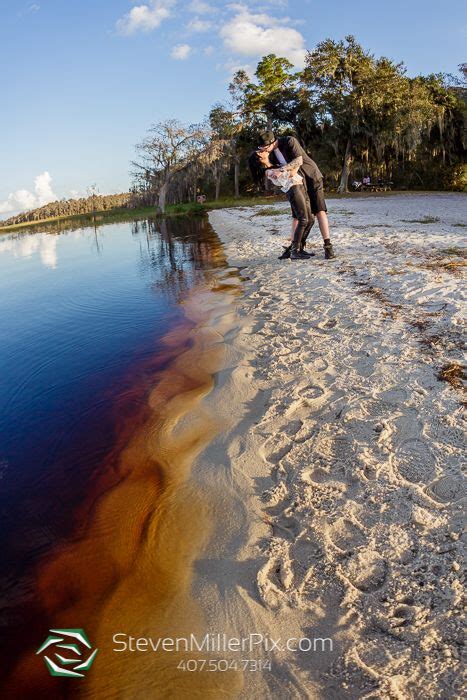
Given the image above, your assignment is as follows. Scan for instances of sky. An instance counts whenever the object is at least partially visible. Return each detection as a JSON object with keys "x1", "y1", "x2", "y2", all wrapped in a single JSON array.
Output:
[{"x1": 0, "y1": 0, "x2": 465, "y2": 215}]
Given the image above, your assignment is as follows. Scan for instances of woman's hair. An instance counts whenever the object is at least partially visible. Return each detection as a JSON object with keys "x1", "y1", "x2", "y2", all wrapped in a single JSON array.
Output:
[{"x1": 248, "y1": 151, "x2": 265, "y2": 186}]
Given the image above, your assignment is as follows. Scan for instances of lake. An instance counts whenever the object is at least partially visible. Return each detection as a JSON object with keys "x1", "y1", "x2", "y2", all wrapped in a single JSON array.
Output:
[{"x1": 0, "y1": 215, "x2": 240, "y2": 695}]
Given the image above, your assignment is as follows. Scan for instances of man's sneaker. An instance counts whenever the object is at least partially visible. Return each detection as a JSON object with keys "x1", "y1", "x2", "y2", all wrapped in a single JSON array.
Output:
[
  {"x1": 278, "y1": 245, "x2": 291, "y2": 260},
  {"x1": 323, "y1": 242, "x2": 335, "y2": 260}
]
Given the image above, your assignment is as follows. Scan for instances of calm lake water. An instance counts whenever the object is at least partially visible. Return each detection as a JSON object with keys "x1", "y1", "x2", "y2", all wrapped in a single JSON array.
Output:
[{"x1": 0, "y1": 215, "x2": 228, "y2": 688}]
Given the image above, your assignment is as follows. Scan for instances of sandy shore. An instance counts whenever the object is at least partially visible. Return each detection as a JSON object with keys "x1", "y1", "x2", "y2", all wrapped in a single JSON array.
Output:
[{"x1": 198, "y1": 193, "x2": 465, "y2": 699}]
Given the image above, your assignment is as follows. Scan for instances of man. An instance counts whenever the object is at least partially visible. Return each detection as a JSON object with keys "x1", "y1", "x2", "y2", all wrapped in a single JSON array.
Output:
[{"x1": 256, "y1": 130, "x2": 335, "y2": 260}]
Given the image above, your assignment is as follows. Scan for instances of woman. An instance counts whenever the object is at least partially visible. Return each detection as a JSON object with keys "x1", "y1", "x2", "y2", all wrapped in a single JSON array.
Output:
[{"x1": 248, "y1": 150, "x2": 315, "y2": 261}]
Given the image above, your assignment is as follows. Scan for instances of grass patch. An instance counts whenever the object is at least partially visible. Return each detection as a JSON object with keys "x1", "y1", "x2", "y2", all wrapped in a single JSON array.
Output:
[
  {"x1": 352, "y1": 224, "x2": 394, "y2": 229},
  {"x1": 252, "y1": 206, "x2": 288, "y2": 217},
  {"x1": 452, "y1": 222, "x2": 466, "y2": 227},
  {"x1": 424, "y1": 259, "x2": 467, "y2": 274},
  {"x1": 439, "y1": 247, "x2": 467, "y2": 258},
  {"x1": 401, "y1": 216, "x2": 440, "y2": 224},
  {"x1": 437, "y1": 363, "x2": 466, "y2": 390}
]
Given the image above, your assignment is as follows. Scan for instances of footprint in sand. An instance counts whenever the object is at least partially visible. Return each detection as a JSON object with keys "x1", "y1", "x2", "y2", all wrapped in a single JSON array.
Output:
[
  {"x1": 383, "y1": 526, "x2": 417, "y2": 565},
  {"x1": 302, "y1": 466, "x2": 332, "y2": 484},
  {"x1": 303, "y1": 462, "x2": 348, "y2": 486},
  {"x1": 343, "y1": 551, "x2": 388, "y2": 593},
  {"x1": 290, "y1": 538, "x2": 326, "y2": 584},
  {"x1": 297, "y1": 384, "x2": 325, "y2": 404},
  {"x1": 291, "y1": 536, "x2": 323, "y2": 570},
  {"x1": 329, "y1": 518, "x2": 366, "y2": 553},
  {"x1": 271, "y1": 512, "x2": 302, "y2": 540},
  {"x1": 316, "y1": 318, "x2": 338, "y2": 332},
  {"x1": 425, "y1": 475, "x2": 465, "y2": 503},
  {"x1": 315, "y1": 434, "x2": 356, "y2": 463},
  {"x1": 281, "y1": 419, "x2": 303, "y2": 437},
  {"x1": 266, "y1": 498, "x2": 303, "y2": 539},
  {"x1": 257, "y1": 557, "x2": 293, "y2": 609},
  {"x1": 378, "y1": 387, "x2": 408, "y2": 405},
  {"x1": 352, "y1": 350, "x2": 377, "y2": 378},
  {"x1": 309, "y1": 357, "x2": 329, "y2": 372},
  {"x1": 393, "y1": 438, "x2": 437, "y2": 483},
  {"x1": 359, "y1": 398, "x2": 395, "y2": 419},
  {"x1": 260, "y1": 434, "x2": 292, "y2": 464}
]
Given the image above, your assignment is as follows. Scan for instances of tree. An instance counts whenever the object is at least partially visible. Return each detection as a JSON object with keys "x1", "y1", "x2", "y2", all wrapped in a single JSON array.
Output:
[
  {"x1": 133, "y1": 119, "x2": 207, "y2": 212},
  {"x1": 209, "y1": 105, "x2": 243, "y2": 198},
  {"x1": 230, "y1": 55, "x2": 299, "y2": 130},
  {"x1": 304, "y1": 36, "x2": 412, "y2": 191}
]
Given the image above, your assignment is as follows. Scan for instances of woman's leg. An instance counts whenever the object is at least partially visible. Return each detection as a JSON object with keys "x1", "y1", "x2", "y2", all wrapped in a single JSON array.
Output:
[
  {"x1": 283, "y1": 218, "x2": 296, "y2": 245},
  {"x1": 300, "y1": 194, "x2": 315, "y2": 252},
  {"x1": 288, "y1": 186, "x2": 310, "y2": 254},
  {"x1": 291, "y1": 218, "x2": 297, "y2": 241},
  {"x1": 278, "y1": 217, "x2": 297, "y2": 259}
]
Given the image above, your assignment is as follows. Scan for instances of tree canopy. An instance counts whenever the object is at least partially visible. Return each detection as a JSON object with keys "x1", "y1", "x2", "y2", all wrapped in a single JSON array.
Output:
[{"x1": 130, "y1": 37, "x2": 463, "y2": 208}]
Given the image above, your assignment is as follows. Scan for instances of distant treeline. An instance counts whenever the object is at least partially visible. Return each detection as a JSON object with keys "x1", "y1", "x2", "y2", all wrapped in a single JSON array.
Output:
[
  {"x1": 1, "y1": 192, "x2": 133, "y2": 227},
  {"x1": 131, "y1": 37, "x2": 466, "y2": 211}
]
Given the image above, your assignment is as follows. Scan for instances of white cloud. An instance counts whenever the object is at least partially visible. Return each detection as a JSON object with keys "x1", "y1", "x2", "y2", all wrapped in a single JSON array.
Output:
[
  {"x1": 203, "y1": 45, "x2": 214, "y2": 55},
  {"x1": 188, "y1": 0, "x2": 216, "y2": 14},
  {"x1": 116, "y1": 0, "x2": 175, "y2": 35},
  {"x1": 0, "y1": 233, "x2": 58, "y2": 269},
  {"x1": 220, "y1": 4, "x2": 307, "y2": 67},
  {"x1": 28, "y1": 3, "x2": 40, "y2": 12},
  {"x1": 187, "y1": 17, "x2": 212, "y2": 32},
  {"x1": 223, "y1": 58, "x2": 255, "y2": 79},
  {"x1": 171, "y1": 43, "x2": 192, "y2": 59},
  {"x1": 0, "y1": 171, "x2": 57, "y2": 216}
]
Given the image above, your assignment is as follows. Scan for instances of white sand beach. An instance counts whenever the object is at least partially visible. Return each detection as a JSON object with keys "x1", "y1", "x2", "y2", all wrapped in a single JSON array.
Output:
[{"x1": 192, "y1": 193, "x2": 465, "y2": 699}]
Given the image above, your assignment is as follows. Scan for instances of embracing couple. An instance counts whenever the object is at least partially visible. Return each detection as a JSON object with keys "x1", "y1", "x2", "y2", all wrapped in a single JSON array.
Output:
[{"x1": 249, "y1": 130, "x2": 335, "y2": 261}]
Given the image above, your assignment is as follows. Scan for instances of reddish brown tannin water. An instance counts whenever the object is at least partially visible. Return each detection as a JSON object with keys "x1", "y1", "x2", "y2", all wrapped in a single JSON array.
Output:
[{"x1": 0, "y1": 216, "x2": 243, "y2": 698}]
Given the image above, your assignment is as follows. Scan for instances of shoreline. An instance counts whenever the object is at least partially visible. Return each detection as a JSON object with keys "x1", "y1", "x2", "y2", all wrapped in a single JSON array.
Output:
[
  {"x1": 200, "y1": 193, "x2": 465, "y2": 698},
  {"x1": 1, "y1": 191, "x2": 464, "y2": 235}
]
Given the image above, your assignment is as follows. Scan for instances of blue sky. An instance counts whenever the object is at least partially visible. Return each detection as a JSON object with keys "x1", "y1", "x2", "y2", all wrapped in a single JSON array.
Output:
[{"x1": 1, "y1": 0, "x2": 465, "y2": 214}]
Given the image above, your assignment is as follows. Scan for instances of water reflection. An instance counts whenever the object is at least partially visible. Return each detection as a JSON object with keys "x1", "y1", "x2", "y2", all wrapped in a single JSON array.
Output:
[
  {"x1": 0, "y1": 214, "x2": 218, "y2": 280},
  {"x1": 0, "y1": 232, "x2": 59, "y2": 269},
  {"x1": 133, "y1": 218, "x2": 223, "y2": 304},
  {"x1": 0, "y1": 215, "x2": 230, "y2": 689}
]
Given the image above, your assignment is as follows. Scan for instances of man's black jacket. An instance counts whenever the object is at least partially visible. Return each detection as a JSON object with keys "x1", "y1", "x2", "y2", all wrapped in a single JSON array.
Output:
[{"x1": 268, "y1": 136, "x2": 323, "y2": 184}]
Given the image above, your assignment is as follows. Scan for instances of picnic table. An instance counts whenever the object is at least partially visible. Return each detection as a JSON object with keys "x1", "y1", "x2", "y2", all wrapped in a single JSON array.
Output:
[{"x1": 353, "y1": 180, "x2": 393, "y2": 192}]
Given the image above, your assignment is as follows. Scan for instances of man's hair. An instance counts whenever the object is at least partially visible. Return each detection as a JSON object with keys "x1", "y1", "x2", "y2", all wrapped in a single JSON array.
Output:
[{"x1": 257, "y1": 130, "x2": 276, "y2": 147}]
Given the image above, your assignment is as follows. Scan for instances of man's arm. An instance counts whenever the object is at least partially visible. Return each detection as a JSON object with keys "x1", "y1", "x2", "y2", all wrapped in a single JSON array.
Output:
[
  {"x1": 280, "y1": 155, "x2": 303, "y2": 173},
  {"x1": 284, "y1": 136, "x2": 305, "y2": 161}
]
